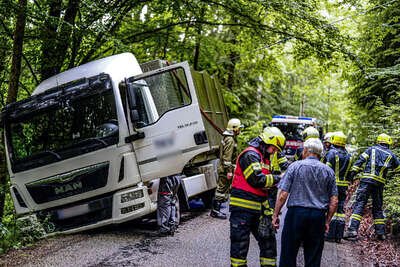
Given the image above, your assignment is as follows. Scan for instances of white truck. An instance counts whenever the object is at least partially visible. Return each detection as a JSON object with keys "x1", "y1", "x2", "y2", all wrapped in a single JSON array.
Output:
[{"x1": 1, "y1": 53, "x2": 228, "y2": 234}]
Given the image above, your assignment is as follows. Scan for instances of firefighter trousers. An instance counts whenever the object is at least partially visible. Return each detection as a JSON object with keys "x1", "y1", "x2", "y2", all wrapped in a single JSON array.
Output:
[
  {"x1": 215, "y1": 172, "x2": 232, "y2": 203},
  {"x1": 326, "y1": 186, "x2": 347, "y2": 241},
  {"x1": 348, "y1": 181, "x2": 385, "y2": 235},
  {"x1": 230, "y1": 209, "x2": 276, "y2": 267}
]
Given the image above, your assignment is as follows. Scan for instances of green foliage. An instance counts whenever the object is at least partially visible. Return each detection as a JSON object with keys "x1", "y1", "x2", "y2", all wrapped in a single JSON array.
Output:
[
  {"x1": 349, "y1": 0, "x2": 400, "y2": 108},
  {"x1": 3, "y1": 0, "x2": 400, "y2": 253},
  {"x1": 237, "y1": 121, "x2": 265, "y2": 151},
  {"x1": 0, "y1": 192, "x2": 21, "y2": 254},
  {"x1": 384, "y1": 173, "x2": 400, "y2": 218},
  {"x1": 0, "y1": 191, "x2": 46, "y2": 254}
]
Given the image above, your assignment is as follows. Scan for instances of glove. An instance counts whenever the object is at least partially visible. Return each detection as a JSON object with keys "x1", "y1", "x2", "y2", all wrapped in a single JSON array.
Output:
[
  {"x1": 258, "y1": 215, "x2": 274, "y2": 238},
  {"x1": 273, "y1": 174, "x2": 281, "y2": 185},
  {"x1": 227, "y1": 172, "x2": 233, "y2": 180}
]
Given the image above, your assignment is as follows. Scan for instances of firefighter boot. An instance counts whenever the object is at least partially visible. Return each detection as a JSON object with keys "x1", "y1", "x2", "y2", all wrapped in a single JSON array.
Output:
[
  {"x1": 210, "y1": 200, "x2": 227, "y2": 219},
  {"x1": 377, "y1": 234, "x2": 386, "y2": 241},
  {"x1": 336, "y1": 221, "x2": 346, "y2": 243},
  {"x1": 343, "y1": 230, "x2": 358, "y2": 240}
]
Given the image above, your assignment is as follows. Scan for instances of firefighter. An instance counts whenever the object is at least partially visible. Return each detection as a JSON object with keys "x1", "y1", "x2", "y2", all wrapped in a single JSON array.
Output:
[
  {"x1": 294, "y1": 126, "x2": 320, "y2": 161},
  {"x1": 229, "y1": 127, "x2": 285, "y2": 267},
  {"x1": 210, "y1": 118, "x2": 243, "y2": 219},
  {"x1": 323, "y1": 131, "x2": 352, "y2": 242},
  {"x1": 267, "y1": 151, "x2": 289, "y2": 212},
  {"x1": 323, "y1": 132, "x2": 334, "y2": 152},
  {"x1": 157, "y1": 175, "x2": 181, "y2": 236},
  {"x1": 344, "y1": 133, "x2": 400, "y2": 240}
]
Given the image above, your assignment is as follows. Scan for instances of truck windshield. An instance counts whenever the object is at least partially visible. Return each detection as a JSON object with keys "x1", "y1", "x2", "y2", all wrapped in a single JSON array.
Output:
[{"x1": 4, "y1": 74, "x2": 119, "y2": 173}]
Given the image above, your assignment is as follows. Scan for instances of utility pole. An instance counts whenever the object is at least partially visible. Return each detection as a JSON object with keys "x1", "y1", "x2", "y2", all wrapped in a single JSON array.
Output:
[
  {"x1": 326, "y1": 87, "x2": 331, "y2": 132},
  {"x1": 299, "y1": 94, "x2": 305, "y2": 116},
  {"x1": 256, "y1": 76, "x2": 263, "y2": 120}
]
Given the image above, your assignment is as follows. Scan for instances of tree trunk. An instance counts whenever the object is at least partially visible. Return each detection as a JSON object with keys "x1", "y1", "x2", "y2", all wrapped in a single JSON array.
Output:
[
  {"x1": 0, "y1": 0, "x2": 27, "y2": 221},
  {"x1": 193, "y1": 8, "x2": 205, "y2": 71},
  {"x1": 39, "y1": 0, "x2": 62, "y2": 81},
  {"x1": 0, "y1": 45, "x2": 9, "y2": 107},
  {"x1": 53, "y1": 0, "x2": 80, "y2": 73},
  {"x1": 226, "y1": 18, "x2": 239, "y2": 91}
]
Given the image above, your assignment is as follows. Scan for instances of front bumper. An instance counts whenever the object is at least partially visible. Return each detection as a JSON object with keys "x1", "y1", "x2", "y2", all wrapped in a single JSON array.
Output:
[{"x1": 18, "y1": 184, "x2": 156, "y2": 235}]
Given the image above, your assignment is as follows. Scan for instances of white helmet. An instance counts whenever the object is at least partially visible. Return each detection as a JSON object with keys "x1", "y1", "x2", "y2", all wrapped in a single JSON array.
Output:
[
  {"x1": 323, "y1": 132, "x2": 334, "y2": 143},
  {"x1": 227, "y1": 118, "x2": 243, "y2": 131},
  {"x1": 302, "y1": 126, "x2": 319, "y2": 141}
]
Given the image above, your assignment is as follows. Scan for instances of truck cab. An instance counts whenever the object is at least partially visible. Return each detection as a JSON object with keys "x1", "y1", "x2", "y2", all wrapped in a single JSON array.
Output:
[
  {"x1": 1, "y1": 53, "x2": 226, "y2": 234},
  {"x1": 269, "y1": 115, "x2": 322, "y2": 160}
]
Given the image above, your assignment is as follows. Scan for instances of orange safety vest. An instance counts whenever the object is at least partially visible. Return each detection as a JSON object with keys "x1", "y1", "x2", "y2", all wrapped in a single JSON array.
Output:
[{"x1": 231, "y1": 146, "x2": 271, "y2": 197}]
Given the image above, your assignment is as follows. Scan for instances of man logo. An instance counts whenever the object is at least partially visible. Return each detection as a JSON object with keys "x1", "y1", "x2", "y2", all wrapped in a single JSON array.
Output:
[{"x1": 54, "y1": 182, "x2": 83, "y2": 195}]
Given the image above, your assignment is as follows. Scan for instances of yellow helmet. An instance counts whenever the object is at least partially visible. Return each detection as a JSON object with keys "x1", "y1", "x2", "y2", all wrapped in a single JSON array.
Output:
[
  {"x1": 302, "y1": 126, "x2": 319, "y2": 141},
  {"x1": 323, "y1": 132, "x2": 334, "y2": 143},
  {"x1": 260, "y1": 127, "x2": 286, "y2": 152},
  {"x1": 376, "y1": 133, "x2": 393, "y2": 146},
  {"x1": 330, "y1": 131, "x2": 347, "y2": 147},
  {"x1": 227, "y1": 118, "x2": 243, "y2": 131}
]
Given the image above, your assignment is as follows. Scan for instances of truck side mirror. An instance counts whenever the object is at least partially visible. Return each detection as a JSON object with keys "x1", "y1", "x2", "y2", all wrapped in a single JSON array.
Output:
[
  {"x1": 130, "y1": 109, "x2": 140, "y2": 123},
  {"x1": 126, "y1": 83, "x2": 140, "y2": 126}
]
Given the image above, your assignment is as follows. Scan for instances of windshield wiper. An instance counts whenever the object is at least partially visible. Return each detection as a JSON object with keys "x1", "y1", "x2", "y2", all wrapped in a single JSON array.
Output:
[
  {"x1": 80, "y1": 137, "x2": 108, "y2": 147},
  {"x1": 26, "y1": 150, "x2": 62, "y2": 161},
  {"x1": 64, "y1": 137, "x2": 108, "y2": 154},
  {"x1": 12, "y1": 150, "x2": 62, "y2": 172}
]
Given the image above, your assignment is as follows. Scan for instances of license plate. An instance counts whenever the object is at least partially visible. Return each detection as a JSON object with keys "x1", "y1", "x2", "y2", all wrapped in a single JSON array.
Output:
[{"x1": 57, "y1": 203, "x2": 90, "y2": 220}]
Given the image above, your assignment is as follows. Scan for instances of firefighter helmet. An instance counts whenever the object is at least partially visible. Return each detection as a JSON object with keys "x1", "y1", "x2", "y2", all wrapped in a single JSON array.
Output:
[
  {"x1": 260, "y1": 127, "x2": 286, "y2": 152},
  {"x1": 226, "y1": 118, "x2": 243, "y2": 131},
  {"x1": 376, "y1": 133, "x2": 393, "y2": 146},
  {"x1": 323, "y1": 132, "x2": 334, "y2": 143},
  {"x1": 302, "y1": 126, "x2": 319, "y2": 141},
  {"x1": 330, "y1": 131, "x2": 347, "y2": 147}
]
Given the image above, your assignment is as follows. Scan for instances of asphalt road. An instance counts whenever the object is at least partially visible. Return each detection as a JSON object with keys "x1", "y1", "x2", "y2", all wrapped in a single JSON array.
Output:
[{"x1": 0, "y1": 205, "x2": 366, "y2": 267}]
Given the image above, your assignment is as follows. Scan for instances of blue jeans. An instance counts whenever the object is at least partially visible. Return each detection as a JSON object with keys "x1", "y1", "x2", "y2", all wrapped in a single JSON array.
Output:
[{"x1": 280, "y1": 206, "x2": 326, "y2": 267}]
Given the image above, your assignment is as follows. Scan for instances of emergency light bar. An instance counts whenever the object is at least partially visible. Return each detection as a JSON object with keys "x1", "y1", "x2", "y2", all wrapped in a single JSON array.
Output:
[
  {"x1": 271, "y1": 115, "x2": 316, "y2": 125},
  {"x1": 272, "y1": 115, "x2": 314, "y2": 121}
]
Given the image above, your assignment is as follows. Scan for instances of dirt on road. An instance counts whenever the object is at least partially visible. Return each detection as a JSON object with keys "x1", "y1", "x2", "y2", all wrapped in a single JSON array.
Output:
[{"x1": 0, "y1": 208, "x2": 374, "y2": 267}]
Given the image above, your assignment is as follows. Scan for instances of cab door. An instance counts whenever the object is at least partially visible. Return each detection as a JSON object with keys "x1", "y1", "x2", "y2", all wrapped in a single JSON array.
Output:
[{"x1": 124, "y1": 62, "x2": 209, "y2": 182}]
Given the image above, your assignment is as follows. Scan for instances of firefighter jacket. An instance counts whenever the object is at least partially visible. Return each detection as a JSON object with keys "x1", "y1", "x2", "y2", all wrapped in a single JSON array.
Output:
[
  {"x1": 351, "y1": 144, "x2": 400, "y2": 185},
  {"x1": 270, "y1": 152, "x2": 289, "y2": 174},
  {"x1": 230, "y1": 137, "x2": 280, "y2": 214},
  {"x1": 218, "y1": 130, "x2": 238, "y2": 174},
  {"x1": 324, "y1": 145, "x2": 352, "y2": 187},
  {"x1": 294, "y1": 147, "x2": 304, "y2": 161}
]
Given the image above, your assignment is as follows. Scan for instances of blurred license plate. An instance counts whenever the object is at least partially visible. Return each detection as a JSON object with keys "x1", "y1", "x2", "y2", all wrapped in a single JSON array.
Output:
[{"x1": 57, "y1": 204, "x2": 90, "y2": 219}]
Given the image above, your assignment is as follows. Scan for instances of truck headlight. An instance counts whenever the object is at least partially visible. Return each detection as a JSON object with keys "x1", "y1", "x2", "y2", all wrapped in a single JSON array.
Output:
[{"x1": 120, "y1": 190, "x2": 144, "y2": 203}]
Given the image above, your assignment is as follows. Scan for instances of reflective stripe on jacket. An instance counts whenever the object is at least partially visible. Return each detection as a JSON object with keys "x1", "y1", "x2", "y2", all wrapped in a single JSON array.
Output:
[
  {"x1": 232, "y1": 146, "x2": 271, "y2": 198},
  {"x1": 324, "y1": 146, "x2": 352, "y2": 187},
  {"x1": 230, "y1": 145, "x2": 277, "y2": 213},
  {"x1": 351, "y1": 144, "x2": 400, "y2": 185}
]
